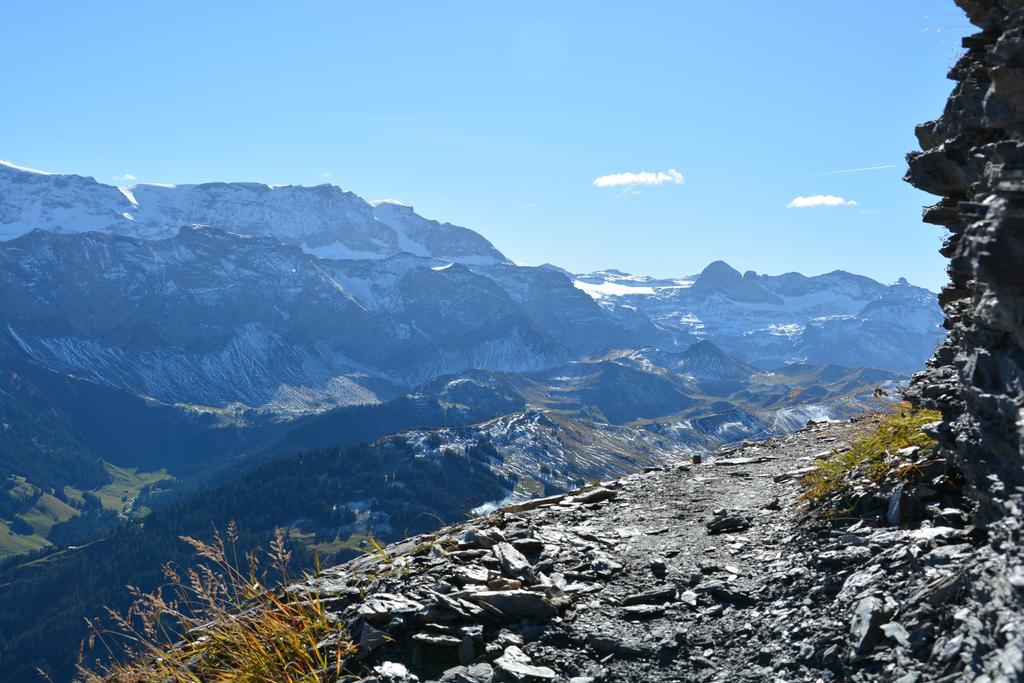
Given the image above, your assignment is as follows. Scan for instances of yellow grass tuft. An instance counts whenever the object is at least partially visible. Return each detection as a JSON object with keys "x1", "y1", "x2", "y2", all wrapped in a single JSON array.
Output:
[
  {"x1": 78, "y1": 523, "x2": 353, "y2": 682},
  {"x1": 800, "y1": 402, "x2": 941, "y2": 505}
]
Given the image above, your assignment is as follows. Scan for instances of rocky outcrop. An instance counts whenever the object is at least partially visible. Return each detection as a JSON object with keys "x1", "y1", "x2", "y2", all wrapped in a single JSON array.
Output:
[{"x1": 904, "y1": 0, "x2": 1024, "y2": 678}]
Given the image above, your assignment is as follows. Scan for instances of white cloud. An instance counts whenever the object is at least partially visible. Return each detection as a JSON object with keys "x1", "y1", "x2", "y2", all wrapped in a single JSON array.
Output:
[
  {"x1": 113, "y1": 173, "x2": 137, "y2": 182},
  {"x1": 787, "y1": 194, "x2": 857, "y2": 208},
  {"x1": 322, "y1": 171, "x2": 331, "y2": 178},
  {"x1": 593, "y1": 168, "x2": 684, "y2": 188}
]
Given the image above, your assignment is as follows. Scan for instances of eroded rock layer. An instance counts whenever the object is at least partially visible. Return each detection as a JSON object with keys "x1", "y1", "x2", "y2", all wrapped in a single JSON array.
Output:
[{"x1": 905, "y1": 0, "x2": 1024, "y2": 678}]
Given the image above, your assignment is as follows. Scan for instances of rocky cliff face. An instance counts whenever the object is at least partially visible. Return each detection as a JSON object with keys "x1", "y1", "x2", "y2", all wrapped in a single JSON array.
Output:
[
  {"x1": 907, "y1": 0, "x2": 1024, "y2": 521},
  {"x1": 903, "y1": 0, "x2": 1024, "y2": 678}
]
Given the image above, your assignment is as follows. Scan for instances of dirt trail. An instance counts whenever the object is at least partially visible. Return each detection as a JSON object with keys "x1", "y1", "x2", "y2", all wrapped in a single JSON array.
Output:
[{"x1": 297, "y1": 419, "x2": 916, "y2": 682}]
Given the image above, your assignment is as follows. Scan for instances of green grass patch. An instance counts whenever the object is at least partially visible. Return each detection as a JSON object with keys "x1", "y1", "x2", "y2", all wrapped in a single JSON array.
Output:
[
  {"x1": 801, "y1": 402, "x2": 941, "y2": 505},
  {"x1": 311, "y1": 534, "x2": 367, "y2": 555},
  {"x1": 0, "y1": 519, "x2": 51, "y2": 555},
  {"x1": 19, "y1": 491, "x2": 79, "y2": 536},
  {"x1": 92, "y1": 463, "x2": 171, "y2": 515},
  {"x1": 0, "y1": 463, "x2": 173, "y2": 560}
]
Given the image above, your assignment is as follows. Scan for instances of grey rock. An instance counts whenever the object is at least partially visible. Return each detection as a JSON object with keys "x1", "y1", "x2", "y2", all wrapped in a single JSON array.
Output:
[
  {"x1": 458, "y1": 527, "x2": 506, "y2": 550},
  {"x1": 374, "y1": 661, "x2": 420, "y2": 682},
  {"x1": 622, "y1": 604, "x2": 665, "y2": 619},
  {"x1": 412, "y1": 632, "x2": 462, "y2": 647},
  {"x1": 358, "y1": 594, "x2": 425, "y2": 622},
  {"x1": 621, "y1": 585, "x2": 676, "y2": 605},
  {"x1": 493, "y1": 645, "x2": 557, "y2": 681},
  {"x1": 468, "y1": 590, "x2": 558, "y2": 618},
  {"x1": 881, "y1": 621, "x2": 911, "y2": 648},
  {"x1": 573, "y1": 487, "x2": 617, "y2": 504},
  {"x1": 706, "y1": 516, "x2": 750, "y2": 534},
  {"x1": 439, "y1": 663, "x2": 494, "y2": 683},
  {"x1": 587, "y1": 633, "x2": 648, "y2": 657},
  {"x1": 850, "y1": 596, "x2": 886, "y2": 654},
  {"x1": 493, "y1": 542, "x2": 536, "y2": 583}
]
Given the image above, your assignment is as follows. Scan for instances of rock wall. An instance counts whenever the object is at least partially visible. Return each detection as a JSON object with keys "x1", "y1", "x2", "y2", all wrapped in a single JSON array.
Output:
[
  {"x1": 906, "y1": 2, "x2": 1024, "y2": 678},
  {"x1": 907, "y1": 0, "x2": 1024, "y2": 521}
]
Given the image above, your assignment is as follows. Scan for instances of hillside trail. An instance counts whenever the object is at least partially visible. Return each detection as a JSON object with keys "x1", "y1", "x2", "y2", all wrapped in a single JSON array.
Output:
[{"x1": 297, "y1": 418, "x2": 937, "y2": 682}]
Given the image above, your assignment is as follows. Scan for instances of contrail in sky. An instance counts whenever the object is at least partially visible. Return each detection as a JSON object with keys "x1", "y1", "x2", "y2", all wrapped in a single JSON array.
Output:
[{"x1": 808, "y1": 164, "x2": 901, "y2": 177}]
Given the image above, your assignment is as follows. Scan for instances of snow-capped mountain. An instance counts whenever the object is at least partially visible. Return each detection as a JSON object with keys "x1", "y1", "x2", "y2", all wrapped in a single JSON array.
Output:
[
  {"x1": 0, "y1": 160, "x2": 507, "y2": 265},
  {"x1": 0, "y1": 159, "x2": 941, "y2": 417},
  {"x1": 573, "y1": 261, "x2": 943, "y2": 372}
]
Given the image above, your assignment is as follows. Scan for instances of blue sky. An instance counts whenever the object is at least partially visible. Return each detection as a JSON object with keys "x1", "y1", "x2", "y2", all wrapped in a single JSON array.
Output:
[{"x1": 2, "y1": 1, "x2": 971, "y2": 290}]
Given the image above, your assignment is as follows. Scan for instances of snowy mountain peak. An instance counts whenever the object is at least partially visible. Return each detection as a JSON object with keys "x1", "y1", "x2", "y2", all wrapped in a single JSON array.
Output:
[
  {"x1": 692, "y1": 260, "x2": 781, "y2": 304},
  {"x1": 696, "y1": 260, "x2": 742, "y2": 284},
  {"x1": 0, "y1": 159, "x2": 509, "y2": 265},
  {"x1": 0, "y1": 159, "x2": 57, "y2": 176}
]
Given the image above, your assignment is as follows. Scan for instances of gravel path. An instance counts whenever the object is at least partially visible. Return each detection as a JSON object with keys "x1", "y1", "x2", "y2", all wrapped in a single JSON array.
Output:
[{"x1": 294, "y1": 418, "x2": 991, "y2": 682}]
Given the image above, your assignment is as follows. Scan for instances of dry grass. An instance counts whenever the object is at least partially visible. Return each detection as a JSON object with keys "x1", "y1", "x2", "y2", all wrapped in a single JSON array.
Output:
[
  {"x1": 800, "y1": 402, "x2": 941, "y2": 505},
  {"x1": 77, "y1": 523, "x2": 353, "y2": 682}
]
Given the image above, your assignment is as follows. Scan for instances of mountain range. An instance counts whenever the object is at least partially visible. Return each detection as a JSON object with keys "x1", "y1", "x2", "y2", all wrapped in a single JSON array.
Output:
[{"x1": 0, "y1": 160, "x2": 941, "y2": 415}]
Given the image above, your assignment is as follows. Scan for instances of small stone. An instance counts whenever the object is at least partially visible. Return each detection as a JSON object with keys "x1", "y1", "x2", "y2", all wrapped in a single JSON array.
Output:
[
  {"x1": 487, "y1": 576, "x2": 523, "y2": 591},
  {"x1": 622, "y1": 585, "x2": 677, "y2": 606},
  {"x1": 493, "y1": 542, "x2": 536, "y2": 584},
  {"x1": 623, "y1": 604, "x2": 665, "y2": 619},
  {"x1": 374, "y1": 661, "x2": 420, "y2": 682},
  {"x1": 881, "y1": 621, "x2": 911, "y2": 647},
  {"x1": 587, "y1": 633, "x2": 648, "y2": 657},
  {"x1": 493, "y1": 645, "x2": 556, "y2": 681},
  {"x1": 706, "y1": 516, "x2": 750, "y2": 534},
  {"x1": 574, "y1": 487, "x2": 617, "y2": 504},
  {"x1": 358, "y1": 594, "x2": 424, "y2": 622},
  {"x1": 850, "y1": 596, "x2": 886, "y2": 654},
  {"x1": 439, "y1": 663, "x2": 494, "y2": 683},
  {"x1": 458, "y1": 527, "x2": 506, "y2": 549},
  {"x1": 412, "y1": 632, "x2": 462, "y2": 647}
]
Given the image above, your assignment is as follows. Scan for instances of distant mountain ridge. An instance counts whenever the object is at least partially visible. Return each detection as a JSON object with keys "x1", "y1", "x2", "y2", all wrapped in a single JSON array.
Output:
[
  {"x1": 573, "y1": 261, "x2": 943, "y2": 372},
  {"x1": 0, "y1": 160, "x2": 508, "y2": 265},
  {"x1": 0, "y1": 226, "x2": 572, "y2": 410},
  {"x1": 0, "y1": 160, "x2": 944, "y2": 416}
]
